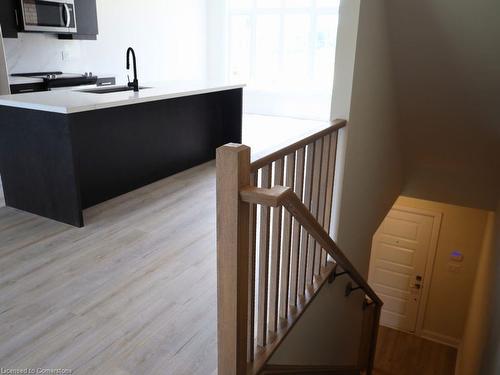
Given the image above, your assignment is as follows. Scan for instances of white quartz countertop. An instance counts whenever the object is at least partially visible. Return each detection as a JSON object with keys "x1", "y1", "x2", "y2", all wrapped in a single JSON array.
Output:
[{"x1": 0, "y1": 81, "x2": 245, "y2": 114}]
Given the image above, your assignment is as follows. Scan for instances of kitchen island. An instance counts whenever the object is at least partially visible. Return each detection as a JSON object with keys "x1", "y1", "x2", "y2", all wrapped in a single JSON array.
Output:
[{"x1": 0, "y1": 82, "x2": 243, "y2": 226}]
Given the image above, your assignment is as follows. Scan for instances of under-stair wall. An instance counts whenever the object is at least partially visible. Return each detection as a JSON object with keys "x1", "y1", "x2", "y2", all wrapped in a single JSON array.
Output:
[{"x1": 268, "y1": 279, "x2": 365, "y2": 366}]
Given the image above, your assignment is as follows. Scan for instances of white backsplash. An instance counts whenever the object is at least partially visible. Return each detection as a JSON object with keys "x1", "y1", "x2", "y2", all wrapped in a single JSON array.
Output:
[
  {"x1": 2, "y1": 0, "x2": 208, "y2": 85},
  {"x1": 4, "y1": 33, "x2": 90, "y2": 75}
]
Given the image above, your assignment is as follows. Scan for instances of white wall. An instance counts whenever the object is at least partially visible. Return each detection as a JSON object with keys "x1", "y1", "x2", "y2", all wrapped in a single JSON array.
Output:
[
  {"x1": 334, "y1": 0, "x2": 403, "y2": 275},
  {"x1": 268, "y1": 0, "x2": 403, "y2": 366},
  {"x1": 3, "y1": 0, "x2": 208, "y2": 85},
  {"x1": 206, "y1": 0, "x2": 227, "y2": 83},
  {"x1": 385, "y1": 0, "x2": 500, "y2": 211}
]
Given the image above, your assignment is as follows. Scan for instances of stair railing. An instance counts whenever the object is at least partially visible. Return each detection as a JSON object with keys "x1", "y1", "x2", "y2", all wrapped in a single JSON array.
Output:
[{"x1": 216, "y1": 120, "x2": 382, "y2": 375}]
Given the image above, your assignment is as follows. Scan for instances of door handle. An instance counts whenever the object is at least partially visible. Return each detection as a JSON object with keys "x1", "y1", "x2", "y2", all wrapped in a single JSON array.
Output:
[
  {"x1": 64, "y1": 4, "x2": 70, "y2": 28},
  {"x1": 413, "y1": 275, "x2": 423, "y2": 289}
]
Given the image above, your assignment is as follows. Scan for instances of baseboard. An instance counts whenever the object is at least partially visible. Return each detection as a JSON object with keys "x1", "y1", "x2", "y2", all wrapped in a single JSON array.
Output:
[{"x1": 421, "y1": 329, "x2": 461, "y2": 348}]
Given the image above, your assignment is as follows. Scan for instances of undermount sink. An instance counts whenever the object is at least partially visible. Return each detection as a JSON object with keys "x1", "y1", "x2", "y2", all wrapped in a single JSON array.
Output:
[{"x1": 79, "y1": 85, "x2": 151, "y2": 94}]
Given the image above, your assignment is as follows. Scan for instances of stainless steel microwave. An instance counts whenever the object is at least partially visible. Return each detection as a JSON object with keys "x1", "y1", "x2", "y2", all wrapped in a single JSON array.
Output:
[{"x1": 20, "y1": 0, "x2": 77, "y2": 34}]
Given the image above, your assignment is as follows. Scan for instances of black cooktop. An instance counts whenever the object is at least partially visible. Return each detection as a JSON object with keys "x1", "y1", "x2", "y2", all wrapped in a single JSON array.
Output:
[
  {"x1": 11, "y1": 71, "x2": 63, "y2": 77},
  {"x1": 11, "y1": 71, "x2": 98, "y2": 88}
]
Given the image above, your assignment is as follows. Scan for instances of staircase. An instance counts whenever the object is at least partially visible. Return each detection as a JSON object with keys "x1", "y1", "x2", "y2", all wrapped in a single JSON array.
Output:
[{"x1": 216, "y1": 120, "x2": 382, "y2": 375}]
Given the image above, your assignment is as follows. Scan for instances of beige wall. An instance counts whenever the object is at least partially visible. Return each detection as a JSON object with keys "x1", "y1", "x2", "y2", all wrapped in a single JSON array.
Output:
[
  {"x1": 479, "y1": 202, "x2": 500, "y2": 375},
  {"x1": 269, "y1": 0, "x2": 403, "y2": 366},
  {"x1": 456, "y1": 212, "x2": 496, "y2": 375},
  {"x1": 395, "y1": 196, "x2": 491, "y2": 344}
]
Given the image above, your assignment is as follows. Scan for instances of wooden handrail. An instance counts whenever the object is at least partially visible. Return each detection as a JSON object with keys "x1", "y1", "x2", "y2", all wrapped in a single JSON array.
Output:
[
  {"x1": 240, "y1": 185, "x2": 383, "y2": 306},
  {"x1": 250, "y1": 119, "x2": 347, "y2": 172}
]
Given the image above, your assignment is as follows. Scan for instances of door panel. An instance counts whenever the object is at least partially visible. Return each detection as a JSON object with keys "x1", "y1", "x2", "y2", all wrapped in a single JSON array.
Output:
[
  {"x1": 378, "y1": 244, "x2": 415, "y2": 266},
  {"x1": 384, "y1": 217, "x2": 419, "y2": 239},
  {"x1": 369, "y1": 208, "x2": 435, "y2": 332},
  {"x1": 375, "y1": 266, "x2": 412, "y2": 290},
  {"x1": 378, "y1": 294, "x2": 408, "y2": 315},
  {"x1": 375, "y1": 284, "x2": 410, "y2": 300}
]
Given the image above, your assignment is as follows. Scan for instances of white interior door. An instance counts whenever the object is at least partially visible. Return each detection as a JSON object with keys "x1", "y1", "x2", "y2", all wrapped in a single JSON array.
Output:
[{"x1": 368, "y1": 208, "x2": 436, "y2": 333}]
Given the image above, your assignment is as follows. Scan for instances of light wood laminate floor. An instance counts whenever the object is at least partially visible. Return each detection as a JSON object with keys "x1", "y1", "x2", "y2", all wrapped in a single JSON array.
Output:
[
  {"x1": 0, "y1": 163, "x2": 219, "y2": 374},
  {"x1": 373, "y1": 326, "x2": 457, "y2": 375},
  {"x1": 0, "y1": 115, "x2": 328, "y2": 374}
]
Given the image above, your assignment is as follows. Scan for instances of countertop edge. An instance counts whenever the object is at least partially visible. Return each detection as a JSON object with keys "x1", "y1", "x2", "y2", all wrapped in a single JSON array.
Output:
[{"x1": 0, "y1": 84, "x2": 245, "y2": 114}]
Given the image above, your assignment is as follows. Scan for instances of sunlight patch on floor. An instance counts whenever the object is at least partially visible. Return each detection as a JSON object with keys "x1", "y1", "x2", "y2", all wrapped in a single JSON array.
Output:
[{"x1": 243, "y1": 114, "x2": 330, "y2": 160}]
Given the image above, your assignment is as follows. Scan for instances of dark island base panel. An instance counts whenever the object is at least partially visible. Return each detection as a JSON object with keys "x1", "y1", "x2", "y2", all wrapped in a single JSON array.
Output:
[{"x1": 0, "y1": 89, "x2": 242, "y2": 227}]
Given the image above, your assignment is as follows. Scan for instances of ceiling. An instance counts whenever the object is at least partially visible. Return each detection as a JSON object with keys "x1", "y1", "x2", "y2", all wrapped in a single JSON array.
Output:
[{"x1": 386, "y1": 0, "x2": 500, "y2": 210}]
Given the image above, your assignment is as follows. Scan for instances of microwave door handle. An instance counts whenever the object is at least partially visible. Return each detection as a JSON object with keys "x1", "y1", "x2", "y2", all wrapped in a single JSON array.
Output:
[{"x1": 64, "y1": 4, "x2": 70, "y2": 28}]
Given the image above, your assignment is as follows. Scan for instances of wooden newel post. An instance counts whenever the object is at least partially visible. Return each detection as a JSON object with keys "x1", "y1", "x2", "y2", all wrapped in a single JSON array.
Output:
[{"x1": 216, "y1": 143, "x2": 251, "y2": 375}]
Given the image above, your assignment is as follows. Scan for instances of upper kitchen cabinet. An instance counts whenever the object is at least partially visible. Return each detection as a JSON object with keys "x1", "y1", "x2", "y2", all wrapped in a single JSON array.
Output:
[
  {"x1": 59, "y1": 0, "x2": 98, "y2": 40},
  {"x1": 0, "y1": 0, "x2": 20, "y2": 38}
]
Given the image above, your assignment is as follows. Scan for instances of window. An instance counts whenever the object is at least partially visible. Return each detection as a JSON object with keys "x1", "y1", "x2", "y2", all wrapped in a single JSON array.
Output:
[{"x1": 227, "y1": 0, "x2": 340, "y2": 119}]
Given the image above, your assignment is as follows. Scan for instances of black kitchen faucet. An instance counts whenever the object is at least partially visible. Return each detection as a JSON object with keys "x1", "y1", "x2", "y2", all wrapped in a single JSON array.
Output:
[{"x1": 126, "y1": 47, "x2": 139, "y2": 92}]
